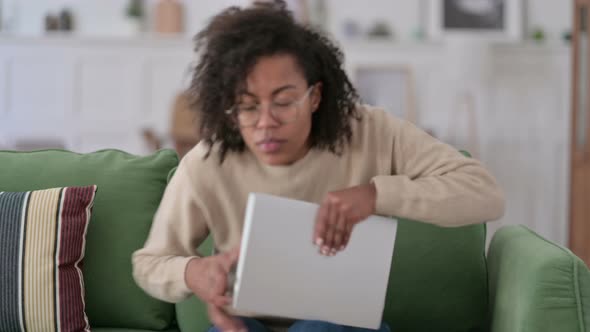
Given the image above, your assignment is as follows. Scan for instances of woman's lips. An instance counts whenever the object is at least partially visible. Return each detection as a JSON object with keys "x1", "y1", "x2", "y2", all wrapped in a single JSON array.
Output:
[{"x1": 257, "y1": 139, "x2": 285, "y2": 153}]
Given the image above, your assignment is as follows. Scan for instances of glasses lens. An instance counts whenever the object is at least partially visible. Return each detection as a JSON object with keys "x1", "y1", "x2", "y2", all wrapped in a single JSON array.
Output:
[
  {"x1": 271, "y1": 104, "x2": 298, "y2": 124},
  {"x1": 236, "y1": 107, "x2": 259, "y2": 127}
]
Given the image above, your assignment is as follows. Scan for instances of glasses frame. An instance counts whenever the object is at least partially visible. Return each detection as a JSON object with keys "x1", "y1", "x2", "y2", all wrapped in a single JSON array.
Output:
[{"x1": 225, "y1": 85, "x2": 315, "y2": 128}]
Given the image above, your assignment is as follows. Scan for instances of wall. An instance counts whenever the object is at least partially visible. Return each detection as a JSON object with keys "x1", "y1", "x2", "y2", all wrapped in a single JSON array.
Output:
[
  {"x1": 0, "y1": 0, "x2": 251, "y2": 36},
  {"x1": 1, "y1": 0, "x2": 573, "y2": 43},
  {"x1": 0, "y1": 37, "x2": 572, "y2": 247},
  {"x1": 0, "y1": 0, "x2": 575, "y2": 247},
  {"x1": 329, "y1": 0, "x2": 572, "y2": 42}
]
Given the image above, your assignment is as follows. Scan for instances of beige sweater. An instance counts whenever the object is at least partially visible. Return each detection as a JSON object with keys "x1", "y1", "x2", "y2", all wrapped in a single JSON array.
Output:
[{"x1": 132, "y1": 105, "x2": 505, "y2": 303}]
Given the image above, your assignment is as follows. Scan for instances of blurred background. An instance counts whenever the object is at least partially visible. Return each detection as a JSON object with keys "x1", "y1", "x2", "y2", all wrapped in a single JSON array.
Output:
[{"x1": 0, "y1": 0, "x2": 587, "y2": 264}]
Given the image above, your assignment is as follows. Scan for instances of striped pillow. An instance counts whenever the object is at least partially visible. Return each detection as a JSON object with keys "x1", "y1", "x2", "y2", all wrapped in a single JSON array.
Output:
[{"x1": 0, "y1": 185, "x2": 97, "y2": 332}]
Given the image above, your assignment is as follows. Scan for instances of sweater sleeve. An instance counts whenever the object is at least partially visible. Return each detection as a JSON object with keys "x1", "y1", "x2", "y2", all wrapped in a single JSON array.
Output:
[
  {"x1": 371, "y1": 114, "x2": 505, "y2": 227},
  {"x1": 132, "y1": 156, "x2": 210, "y2": 303}
]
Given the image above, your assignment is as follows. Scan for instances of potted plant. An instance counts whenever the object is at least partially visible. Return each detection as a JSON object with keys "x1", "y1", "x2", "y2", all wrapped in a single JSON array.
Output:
[{"x1": 123, "y1": 0, "x2": 145, "y2": 35}]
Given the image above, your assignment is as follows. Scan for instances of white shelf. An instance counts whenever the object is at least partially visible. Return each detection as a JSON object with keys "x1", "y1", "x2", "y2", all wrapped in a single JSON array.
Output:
[
  {"x1": 491, "y1": 41, "x2": 571, "y2": 55},
  {"x1": 0, "y1": 33, "x2": 571, "y2": 55},
  {"x1": 0, "y1": 33, "x2": 193, "y2": 48},
  {"x1": 340, "y1": 39, "x2": 444, "y2": 50}
]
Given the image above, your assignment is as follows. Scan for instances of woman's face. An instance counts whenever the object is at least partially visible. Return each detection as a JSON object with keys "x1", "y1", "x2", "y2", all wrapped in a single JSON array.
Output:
[{"x1": 235, "y1": 54, "x2": 321, "y2": 166}]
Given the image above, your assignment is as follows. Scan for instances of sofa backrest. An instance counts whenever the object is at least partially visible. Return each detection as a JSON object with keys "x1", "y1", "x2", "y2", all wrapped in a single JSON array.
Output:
[
  {"x1": 383, "y1": 219, "x2": 488, "y2": 331},
  {"x1": 176, "y1": 221, "x2": 488, "y2": 332},
  {"x1": 0, "y1": 149, "x2": 179, "y2": 331}
]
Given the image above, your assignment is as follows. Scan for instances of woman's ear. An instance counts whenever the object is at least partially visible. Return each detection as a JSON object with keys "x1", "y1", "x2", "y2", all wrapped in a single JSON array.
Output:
[{"x1": 311, "y1": 82, "x2": 323, "y2": 113}]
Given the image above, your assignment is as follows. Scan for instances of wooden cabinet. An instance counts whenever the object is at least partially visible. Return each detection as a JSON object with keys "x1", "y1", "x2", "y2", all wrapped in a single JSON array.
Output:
[{"x1": 570, "y1": 0, "x2": 590, "y2": 266}]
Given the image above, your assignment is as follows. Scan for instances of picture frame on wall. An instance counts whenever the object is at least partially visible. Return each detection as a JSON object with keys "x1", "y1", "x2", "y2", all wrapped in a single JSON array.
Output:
[
  {"x1": 353, "y1": 65, "x2": 417, "y2": 124},
  {"x1": 428, "y1": 0, "x2": 523, "y2": 41}
]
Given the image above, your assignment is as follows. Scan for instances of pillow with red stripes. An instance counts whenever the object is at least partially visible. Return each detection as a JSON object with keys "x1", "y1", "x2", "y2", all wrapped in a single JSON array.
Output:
[{"x1": 0, "y1": 185, "x2": 97, "y2": 332}]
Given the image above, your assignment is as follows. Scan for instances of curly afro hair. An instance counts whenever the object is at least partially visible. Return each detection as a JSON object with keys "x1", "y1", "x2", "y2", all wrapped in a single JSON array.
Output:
[{"x1": 189, "y1": 0, "x2": 360, "y2": 162}]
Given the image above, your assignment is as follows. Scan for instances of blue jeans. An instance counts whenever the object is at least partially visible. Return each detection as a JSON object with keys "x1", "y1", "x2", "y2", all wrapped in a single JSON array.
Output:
[{"x1": 207, "y1": 317, "x2": 391, "y2": 332}]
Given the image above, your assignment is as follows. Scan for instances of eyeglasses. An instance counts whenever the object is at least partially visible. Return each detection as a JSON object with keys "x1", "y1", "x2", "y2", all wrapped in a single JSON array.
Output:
[{"x1": 225, "y1": 85, "x2": 315, "y2": 128}]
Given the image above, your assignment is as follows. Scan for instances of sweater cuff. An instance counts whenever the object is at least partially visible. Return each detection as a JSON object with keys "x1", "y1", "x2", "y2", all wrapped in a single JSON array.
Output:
[
  {"x1": 178, "y1": 256, "x2": 200, "y2": 297},
  {"x1": 371, "y1": 175, "x2": 404, "y2": 217}
]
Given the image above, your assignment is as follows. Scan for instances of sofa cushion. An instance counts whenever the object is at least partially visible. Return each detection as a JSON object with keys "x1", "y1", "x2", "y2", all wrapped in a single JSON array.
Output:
[
  {"x1": 0, "y1": 185, "x2": 96, "y2": 332},
  {"x1": 0, "y1": 149, "x2": 179, "y2": 331}
]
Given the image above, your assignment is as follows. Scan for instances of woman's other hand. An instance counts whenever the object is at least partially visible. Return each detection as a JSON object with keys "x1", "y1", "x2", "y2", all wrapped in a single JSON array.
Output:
[{"x1": 313, "y1": 183, "x2": 377, "y2": 256}]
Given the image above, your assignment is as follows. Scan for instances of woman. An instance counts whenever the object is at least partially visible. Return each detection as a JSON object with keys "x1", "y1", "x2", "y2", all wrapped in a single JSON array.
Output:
[{"x1": 132, "y1": 1, "x2": 505, "y2": 331}]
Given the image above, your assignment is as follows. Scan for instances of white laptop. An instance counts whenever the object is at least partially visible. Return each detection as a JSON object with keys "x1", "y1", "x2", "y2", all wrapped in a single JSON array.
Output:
[{"x1": 232, "y1": 193, "x2": 398, "y2": 329}]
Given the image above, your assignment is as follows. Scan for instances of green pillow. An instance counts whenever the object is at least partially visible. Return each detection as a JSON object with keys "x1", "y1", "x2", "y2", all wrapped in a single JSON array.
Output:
[{"x1": 0, "y1": 149, "x2": 179, "y2": 331}]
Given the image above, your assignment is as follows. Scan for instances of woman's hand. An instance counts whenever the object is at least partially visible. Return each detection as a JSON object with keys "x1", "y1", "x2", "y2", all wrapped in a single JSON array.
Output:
[
  {"x1": 185, "y1": 247, "x2": 245, "y2": 331},
  {"x1": 313, "y1": 183, "x2": 377, "y2": 256}
]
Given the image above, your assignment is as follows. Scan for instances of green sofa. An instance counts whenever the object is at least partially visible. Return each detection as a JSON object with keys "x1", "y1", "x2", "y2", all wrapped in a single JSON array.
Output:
[{"x1": 0, "y1": 149, "x2": 588, "y2": 332}]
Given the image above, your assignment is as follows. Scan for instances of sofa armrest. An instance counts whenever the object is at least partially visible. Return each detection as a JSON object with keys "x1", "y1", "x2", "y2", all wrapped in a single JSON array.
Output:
[{"x1": 487, "y1": 225, "x2": 589, "y2": 332}]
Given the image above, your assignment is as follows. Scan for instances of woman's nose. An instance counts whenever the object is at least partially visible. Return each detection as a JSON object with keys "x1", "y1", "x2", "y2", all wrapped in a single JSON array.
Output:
[{"x1": 256, "y1": 104, "x2": 280, "y2": 128}]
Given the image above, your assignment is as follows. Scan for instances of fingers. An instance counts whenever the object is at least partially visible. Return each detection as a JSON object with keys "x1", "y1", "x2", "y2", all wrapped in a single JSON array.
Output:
[
  {"x1": 332, "y1": 204, "x2": 348, "y2": 252},
  {"x1": 317, "y1": 195, "x2": 349, "y2": 256},
  {"x1": 208, "y1": 264, "x2": 229, "y2": 301},
  {"x1": 207, "y1": 304, "x2": 245, "y2": 332},
  {"x1": 341, "y1": 223, "x2": 353, "y2": 250},
  {"x1": 313, "y1": 198, "x2": 329, "y2": 247},
  {"x1": 315, "y1": 192, "x2": 361, "y2": 256},
  {"x1": 211, "y1": 294, "x2": 233, "y2": 307},
  {"x1": 323, "y1": 200, "x2": 337, "y2": 255},
  {"x1": 219, "y1": 246, "x2": 240, "y2": 273},
  {"x1": 228, "y1": 246, "x2": 241, "y2": 261},
  {"x1": 211, "y1": 248, "x2": 240, "y2": 304}
]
